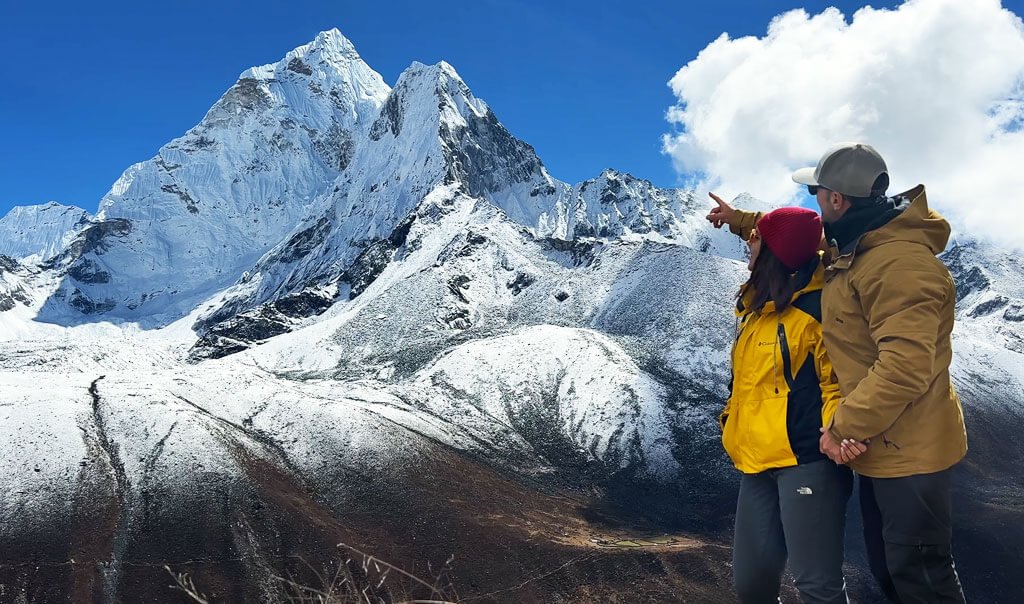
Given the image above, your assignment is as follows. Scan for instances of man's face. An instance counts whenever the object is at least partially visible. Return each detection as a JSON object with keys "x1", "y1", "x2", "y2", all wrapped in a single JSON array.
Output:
[{"x1": 810, "y1": 186, "x2": 844, "y2": 223}]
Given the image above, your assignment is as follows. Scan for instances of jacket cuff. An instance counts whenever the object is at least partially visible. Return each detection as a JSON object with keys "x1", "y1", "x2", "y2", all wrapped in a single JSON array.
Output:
[
  {"x1": 827, "y1": 416, "x2": 844, "y2": 442},
  {"x1": 728, "y1": 209, "x2": 761, "y2": 239}
]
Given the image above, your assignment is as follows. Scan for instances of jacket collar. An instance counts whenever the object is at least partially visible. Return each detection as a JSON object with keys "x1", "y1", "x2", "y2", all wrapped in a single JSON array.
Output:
[
  {"x1": 737, "y1": 259, "x2": 825, "y2": 317},
  {"x1": 826, "y1": 185, "x2": 941, "y2": 274}
]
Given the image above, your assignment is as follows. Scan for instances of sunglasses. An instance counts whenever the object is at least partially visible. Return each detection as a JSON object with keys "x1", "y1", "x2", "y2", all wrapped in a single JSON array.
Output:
[{"x1": 807, "y1": 185, "x2": 830, "y2": 195}]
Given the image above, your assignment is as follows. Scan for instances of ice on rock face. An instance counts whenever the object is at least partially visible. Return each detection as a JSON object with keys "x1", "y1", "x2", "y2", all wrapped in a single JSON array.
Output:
[{"x1": 0, "y1": 202, "x2": 93, "y2": 262}]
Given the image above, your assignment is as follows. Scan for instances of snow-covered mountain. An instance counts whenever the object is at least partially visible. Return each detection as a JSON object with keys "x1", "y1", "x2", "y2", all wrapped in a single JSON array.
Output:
[
  {"x1": 35, "y1": 29, "x2": 390, "y2": 326},
  {"x1": 0, "y1": 201, "x2": 92, "y2": 261},
  {"x1": 188, "y1": 59, "x2": 757, "y2": 358},
  {"x1": 1, "y1": 28, "x2": 1022, "y2": 602}
]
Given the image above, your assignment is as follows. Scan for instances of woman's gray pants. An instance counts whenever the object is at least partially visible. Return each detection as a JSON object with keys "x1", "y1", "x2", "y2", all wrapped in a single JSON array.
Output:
[{"x1": 733, "y1": 460, "x2": 854, "y2": 603}]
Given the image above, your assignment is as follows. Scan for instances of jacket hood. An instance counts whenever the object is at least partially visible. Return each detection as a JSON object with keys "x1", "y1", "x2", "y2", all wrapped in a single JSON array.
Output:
[{"x1": 858, "y1": 185, "x2": 950, "y2": 256}]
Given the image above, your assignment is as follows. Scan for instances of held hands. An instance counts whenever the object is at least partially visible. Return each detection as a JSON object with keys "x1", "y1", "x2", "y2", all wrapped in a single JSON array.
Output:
[
  {"x1": 706, "y1": 192, "x2": 735, "y2": 229},
  {"x1": 819, "y1": 427, "x2": 869, "y2": 465}
]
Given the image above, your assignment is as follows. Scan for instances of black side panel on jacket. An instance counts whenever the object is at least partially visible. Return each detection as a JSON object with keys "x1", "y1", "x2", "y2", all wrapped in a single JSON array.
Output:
[{"x1": 787, "y1": 352, "x2": 827, "y2": 464}]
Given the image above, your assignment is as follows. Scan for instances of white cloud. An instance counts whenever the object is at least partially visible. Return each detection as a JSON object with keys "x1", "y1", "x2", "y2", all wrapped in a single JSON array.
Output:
[{"x1": 663, "y1": 0, "x2": 1024, "y2": 250}]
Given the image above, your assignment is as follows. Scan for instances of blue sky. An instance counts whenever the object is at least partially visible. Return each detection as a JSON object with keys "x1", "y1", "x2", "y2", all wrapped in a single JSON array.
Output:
[{"x1": 0, "y1": 0, "x2": 934, "y2": 217}]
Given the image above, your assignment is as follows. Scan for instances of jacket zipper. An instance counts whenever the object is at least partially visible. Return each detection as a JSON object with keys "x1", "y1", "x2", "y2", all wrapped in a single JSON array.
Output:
[
  {"x1": 773, "y1": 321, "x2": 780, "y2": 394},
  {"x1": 777, "y1": 323, "x2": 795, "y2": 390}
]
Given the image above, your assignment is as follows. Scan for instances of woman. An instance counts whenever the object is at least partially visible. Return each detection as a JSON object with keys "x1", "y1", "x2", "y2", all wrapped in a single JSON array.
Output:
[{"x1": 707, "y1": 193, "x2": 863, "y2": 604}]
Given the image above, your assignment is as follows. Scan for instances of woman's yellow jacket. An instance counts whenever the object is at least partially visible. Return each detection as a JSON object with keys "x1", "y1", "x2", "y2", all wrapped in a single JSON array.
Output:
[{"x1": 720, "y1": 262, "x2": 841, "y2": 474}]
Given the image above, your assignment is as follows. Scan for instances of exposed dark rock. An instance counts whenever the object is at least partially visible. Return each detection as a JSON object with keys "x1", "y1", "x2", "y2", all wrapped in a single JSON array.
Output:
[
  {"x1": 1005, "y1": 305, "x2": 1024, "y2": 322},
  {"x1": 573, "y1": 222, "x2": 596, "y2": 238},
  {"x1": 219, "y1": 78, "x2": 272, "y2": 113},
  {"x1": 328, "y1": 87, "x2": 350, "y2": 110},
  {"x1": 457, "y1": 233, "x2": 487, "y2": 258},
  {"x1": 69, "y1": 289, "x2": 116, "y2": 314},
  {"x1": 208, "y1": 307, "x2": 292, "y2": 343},
  {"x1": 159, "y1": 184, "x2": 199, "y2": 214},
  {"x1": 368, "y1": 89, "x2": 403, "y2": 141},
  {"x1": 441, "y1": 107, "x2": 545, "y2": 198},
  {"x1": 507, "y1": 272, "x2": 535, "y2": 295},
  {"x1": 192, "y1": 210, "x2": 414, "y2": 360},
  {"x1": 0, "y1": 255, "x2": 18, "y2": 272},
  {"x1": 192, "y1": 211, "x2": 417, "y2": 360},
  {"x1": 287, "y1": 57, "x2": 313, "y2": 75},
  {"x1": 188, "y1": 334, "x2": 245, "y2": 360},
  {"x1": 447, "y1": 275, "x2": 471, "y2": 303},
  {"x1": 540, "y1": 237, "x2": 601, "y2": 267},
  {"x1": 67, "y1": 258, "x2": 112, "y2": 284},
  {"x1": 191, "y1": 306, "x2": 293, "y2": 360},
  {"x1": 554, "y1": 290, "x2": 570, "y2": 302},
  {"x1": 942, "y1": 245, "x2": 991, "y2": 302},
  {"x1": 154, "y1": 156, "x2": 182, "y2": 172},
  {"x1": 954, "y1": 266, "x2": 990, "y2": 302},
  {"x1": 628, "y1": 221, "x2": 652, "y2": 235},
  {"x1": 310, "y1": 124, "x2": 354, "y2": 171},
  {"x1": 272, "y1": 289, "x2": 334, "y2": 317},
  {"x1": 439, "y1": 307, "x2": 471, "y2": 329},
  {"x1": 530, "y1": 185, "x2": 557, "y2": 197},
  {"x1": 969, "y1": 296, "x2": 1010, "y2": 318},
  {"x1": 46, "y1": 219, "x2": 132, "y2": 267},
  {"x1": 341, "y1": 215, "x2": 416, "y2": 299},
  {"x1": 600, "y1": 190, "x2": 619, "y2": 206},
  {"x1": 433, "y1": 231, "x2": 488, "y2": 268},
  {"x1": 191, "y1": 287, "x2": 337, "y2": 361},
  {"x1": 343, "y1": 240, "x2": 397, "y2": 299},
  {"x1": 185, "y1": 136, "x2": 217, "y2": 152},
  {"x1": 278, "y1": 217, "x2": 331, "y2": 264},
  {"x1": 12, "y1": 287, "x2": 30, "y2": 306}
]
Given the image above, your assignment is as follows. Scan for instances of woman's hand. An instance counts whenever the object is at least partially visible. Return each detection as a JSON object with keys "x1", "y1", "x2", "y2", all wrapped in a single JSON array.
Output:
[
  {"x1": 820, "y1": 427, "x2": 869, "y2": 464},
  {"x1": 839, "y1": 438, "x2": 868, "y2": 463},
  {"x1": 706, "y1": 192, "x2": 735, "y2": 228}
]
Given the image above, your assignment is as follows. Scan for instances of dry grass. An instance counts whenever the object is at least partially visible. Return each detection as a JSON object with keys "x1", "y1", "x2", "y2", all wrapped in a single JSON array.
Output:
[{"x1": 165, "y1": 542, "x2": 459, "y2": 604}]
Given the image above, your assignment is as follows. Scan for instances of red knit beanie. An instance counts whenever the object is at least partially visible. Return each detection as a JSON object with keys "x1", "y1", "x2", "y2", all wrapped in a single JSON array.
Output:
[{"x1": 756, "y1": 207, "x2": 823, "y2": 270}]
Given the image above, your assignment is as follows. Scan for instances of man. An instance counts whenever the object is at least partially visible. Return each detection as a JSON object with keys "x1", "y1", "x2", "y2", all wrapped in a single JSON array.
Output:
[
  {"x1": 708, "y1": 143, "x2": 968, "y2": 603},
  {"x1": 796, "y1": 143, "x2": 967, "y2": 603}
]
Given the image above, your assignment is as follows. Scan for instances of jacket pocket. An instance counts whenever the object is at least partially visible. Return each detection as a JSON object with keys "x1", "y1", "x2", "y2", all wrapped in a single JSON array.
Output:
[
  {"x1": 746, "y1": 396, "x2": 795, "y2": 469},
  {"x1": 721, "y1": 405, "x2": 743, "y2": 469}
]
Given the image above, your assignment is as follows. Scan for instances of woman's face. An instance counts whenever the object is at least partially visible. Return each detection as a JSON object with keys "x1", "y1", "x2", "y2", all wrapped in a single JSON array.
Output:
[{"x1": 747, "y1": 228, "x2": 761, "y2": 271}]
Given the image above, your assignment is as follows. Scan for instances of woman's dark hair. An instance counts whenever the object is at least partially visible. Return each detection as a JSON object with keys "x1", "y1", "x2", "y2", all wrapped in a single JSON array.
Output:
[{"x1": 739, "y1": 246, "x2": 817, "y2": 313}]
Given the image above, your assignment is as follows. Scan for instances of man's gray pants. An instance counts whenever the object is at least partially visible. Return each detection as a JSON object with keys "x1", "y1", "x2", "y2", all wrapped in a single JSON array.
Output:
[{"x1": 733, "y1": 460, "x2": 853, "y2": 603}]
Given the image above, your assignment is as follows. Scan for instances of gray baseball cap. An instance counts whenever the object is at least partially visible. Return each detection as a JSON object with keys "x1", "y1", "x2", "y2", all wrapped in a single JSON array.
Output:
[{"x1": 792, "y1": 142, "x2": 888, "y2": 197}]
